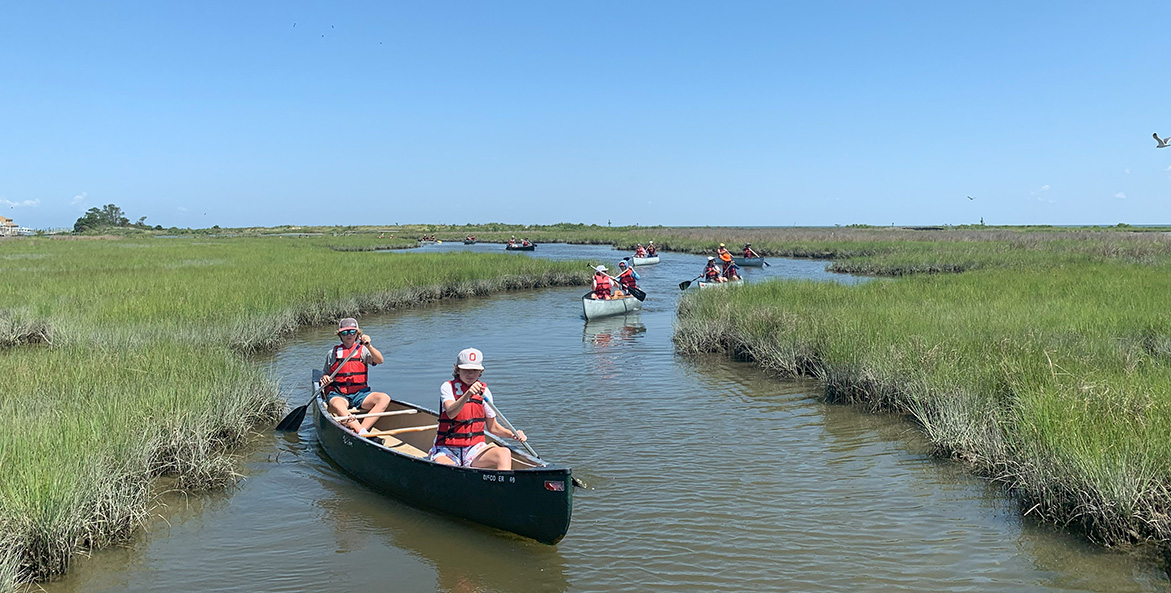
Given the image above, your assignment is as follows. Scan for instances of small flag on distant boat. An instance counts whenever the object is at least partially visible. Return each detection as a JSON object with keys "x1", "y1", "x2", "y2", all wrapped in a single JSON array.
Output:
[{"x1": 545, "y1": 480, "x2": 565, "y2": 492}]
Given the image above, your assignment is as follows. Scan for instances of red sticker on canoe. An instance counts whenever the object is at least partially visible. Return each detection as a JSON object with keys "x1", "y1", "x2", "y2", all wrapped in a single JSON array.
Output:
[{"x1": 544, "y1": 480, "x2": 565, "y2": 492}]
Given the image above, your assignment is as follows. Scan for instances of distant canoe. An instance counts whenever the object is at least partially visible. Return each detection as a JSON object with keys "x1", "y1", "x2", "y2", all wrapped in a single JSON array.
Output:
[
  {"x1": 630, "y1": 256, "x2": 660, "y2": 266},
  {"x1": 732, "y1": 257, "x2": 764, "y2": 267},
  {"x1": 463, "y1": 240, "x2": 477, "y2": 245},
  {"x1": 311, "y1": 371, "x2": 573, "y2": 544},
  {"x1": 697, "y1": 279, "x2": 745, "y2": 289},
  {"x1": 581, "y1": 293, "x2": 643, "y2": 320},
  {"x1": 506, "y1": 244, "x2": 536, "y2": 251}
]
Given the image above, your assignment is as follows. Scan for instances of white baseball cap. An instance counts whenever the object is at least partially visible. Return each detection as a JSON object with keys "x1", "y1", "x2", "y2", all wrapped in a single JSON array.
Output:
[
  {"x1": 595, "y1": 265, "x2": 607, "y2": 272},
  {"x1": 456, "y1": 348, "x2": 484, "y2": 370}
]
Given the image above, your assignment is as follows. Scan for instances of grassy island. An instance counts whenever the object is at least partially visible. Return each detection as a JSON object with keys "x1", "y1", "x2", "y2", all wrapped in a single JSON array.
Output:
[
  {"x1": 0, "y1": 234, "x2": 588, "y2": 589},
  {"x1": 673, "y1": 228, "x2": 1171, "y2": 549}
]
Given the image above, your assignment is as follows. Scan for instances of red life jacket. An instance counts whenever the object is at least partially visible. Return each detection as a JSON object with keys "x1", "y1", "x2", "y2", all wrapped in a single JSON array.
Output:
[
  {"x1": 635, "y1": 247, "x2": 646, "y2": 257},
  {"x1": 704, "y1": 265, "x2": 721, "y2": 281},
  {"x1": 326, "y1": 344, "x2": 368, "y2": 395},
  {"x1": 743, "y1": 249, "x2": 754, "y2": 258},
  {"x1": 434, "y1": 380, "x2": 487, "y2": 447},
  {"x1": 593, "y1": 273, "x2": 611, "y2": 298},
  {"x1": 647, "y1": 246, "x2": 657, "y2": 255},
  {"x1": 618, "y1": 267, "x2": 637, "y2": 289}
]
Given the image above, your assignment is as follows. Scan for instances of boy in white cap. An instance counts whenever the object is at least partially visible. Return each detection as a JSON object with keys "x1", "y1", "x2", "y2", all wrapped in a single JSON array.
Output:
[
  {"x1": 430, "y1": 348, "x2": 527, "y2": 469},
  {"x1": 320, "y1": 318, "x2": 391, "y2": 436}
]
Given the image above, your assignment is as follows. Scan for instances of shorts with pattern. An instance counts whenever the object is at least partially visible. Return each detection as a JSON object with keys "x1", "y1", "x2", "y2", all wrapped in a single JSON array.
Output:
[{"x1": 429, "y1": 442, "x2": 490, "y2": 467}]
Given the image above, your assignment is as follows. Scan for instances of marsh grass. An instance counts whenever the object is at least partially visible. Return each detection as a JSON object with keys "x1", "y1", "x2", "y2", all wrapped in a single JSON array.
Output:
[
  {"x1": 0, "y1": 236, "x2": 589, "y2": 588},
  {"x1": 675, "y1": 261, "x2": 1171, "y2": 545}
]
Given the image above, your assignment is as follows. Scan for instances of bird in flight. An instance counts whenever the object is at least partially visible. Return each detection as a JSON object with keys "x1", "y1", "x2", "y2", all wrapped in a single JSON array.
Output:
[
  {"x1": 1155, "y1": 133, "x2": 1170, "y2": 148},
  {"x1": 967, "y1": 196, "x2": 974, "y2": 200}
]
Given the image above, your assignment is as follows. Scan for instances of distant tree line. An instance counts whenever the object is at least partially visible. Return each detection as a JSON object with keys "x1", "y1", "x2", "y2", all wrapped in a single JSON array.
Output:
[{"x1": 74, "y1": 204, "x2": 162, "y2": 232}]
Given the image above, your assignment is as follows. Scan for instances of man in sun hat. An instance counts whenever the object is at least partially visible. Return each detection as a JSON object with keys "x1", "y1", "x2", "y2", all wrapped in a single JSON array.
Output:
[
  {"x1": 320, "y1": 317, "x2": 391, "y2": 437},
  {"x1": 591, "y1": 264, "x2": 613, "y2": 300}
]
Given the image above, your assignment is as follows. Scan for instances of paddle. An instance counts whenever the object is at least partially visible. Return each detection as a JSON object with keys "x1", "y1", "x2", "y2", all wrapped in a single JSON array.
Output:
[
  {"x1": 275, "y1": 341, "x2": 363, "y2": 431},
  {"x1": 746, "y1": 248, "x2": 770, "y2": 267},
  {"x1": 678, "y1": 274, "x2": 703, "y2": 291},
  {"x1": 482, "y1": 398, "x2": 588, "y2": 489}
]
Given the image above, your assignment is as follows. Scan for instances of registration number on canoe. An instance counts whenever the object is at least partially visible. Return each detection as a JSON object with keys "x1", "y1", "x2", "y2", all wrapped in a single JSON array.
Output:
[{"x1": 482, "y1": 474, "x2": 516, "y2": 483}]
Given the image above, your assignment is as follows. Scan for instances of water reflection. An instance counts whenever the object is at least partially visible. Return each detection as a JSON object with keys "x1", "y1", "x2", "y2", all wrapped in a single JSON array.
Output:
[{"x1": 582, "y1": 314, "x2": 646, "y2": 346}]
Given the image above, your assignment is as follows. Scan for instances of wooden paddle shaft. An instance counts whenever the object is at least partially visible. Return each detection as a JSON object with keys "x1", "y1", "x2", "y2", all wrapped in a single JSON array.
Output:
[
  {"x1": 344, "y1": 409, "x2": 418, "y2": 420},
  {"x1": 367, "y1": 424, "x2": 439, "y2": 438},
  {"x1": 482, "y1": 399, "x2": 542, "y2": 461}
]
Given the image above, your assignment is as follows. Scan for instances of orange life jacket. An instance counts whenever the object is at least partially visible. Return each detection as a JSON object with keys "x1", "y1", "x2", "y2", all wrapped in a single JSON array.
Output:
[
  {"x1": 326, "y1": 344, "x2": 368, "y2": 395},
  {"x1": 434, "y1": 380, "x2": 487, "y2": 447},
  {"x1": 593, "y1": 273, "x2": 611, "y2": 298},
  {"x1": 743, "y1": 248, "x2": 755, "y2": 258},
  {"x1": 704, "y1": 265, "x2": 721, "y2": 280},
  {"x1": 618, "y1": 267, "x2": 637, "y2": 289},
  {"x1": 647, "y1": 246, "x2": 657, "y2": 255},
  {"x1": 718, "y1": 249, "x2": 732, "y2": 262}
]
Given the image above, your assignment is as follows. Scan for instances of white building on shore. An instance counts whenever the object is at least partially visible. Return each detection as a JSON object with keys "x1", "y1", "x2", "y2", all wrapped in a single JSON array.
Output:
[{"x1": 0, "y1": 216, "x2": 18, "y2": 236}]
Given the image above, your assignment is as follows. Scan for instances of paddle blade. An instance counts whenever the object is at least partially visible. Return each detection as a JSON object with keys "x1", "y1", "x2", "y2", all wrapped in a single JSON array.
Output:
[
  {"x1": 678, "y1": 280, "x2": 692, "y2": 291},
  {"x1": 630, "y1": 286, "x2": 647, "y2": 301},
  {"x1": 275, "y1": 404, "x2": 308, "y2": 432}
]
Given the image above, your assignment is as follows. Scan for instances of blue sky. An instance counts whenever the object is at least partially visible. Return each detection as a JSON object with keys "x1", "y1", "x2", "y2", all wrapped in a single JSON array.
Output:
[{"x1": 2, "y1": 1, "x2": 1168, "y2": 229}]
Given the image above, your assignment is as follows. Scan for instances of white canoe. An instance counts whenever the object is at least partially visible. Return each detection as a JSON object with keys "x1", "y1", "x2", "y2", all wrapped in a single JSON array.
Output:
[
  {"x1": 630, "y1": 255, "x2": 660, "y2": 266},
  {"x1": 696, "y1": 279, "x2": 745, "y2": 289},
  {"x1": 581, "y1": 293, "x2": 643, "y2": 320}
]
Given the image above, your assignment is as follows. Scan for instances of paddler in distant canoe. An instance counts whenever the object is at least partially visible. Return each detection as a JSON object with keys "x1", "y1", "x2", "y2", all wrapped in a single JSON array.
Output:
[
  {"x1": 430, "y1": 348, "x2": 526, "y2": 470},
  {"x1": 616, "y1": 260, "x2": 640, "y2": 294},
  {"x1": 646, "y1": 241, "x2": 657, "y2": 257},
  {"x1": 743, "y1": 243, "x2": 761, "y2": 259},
  {"x1": 722, "y1": 259, "x2": 741, "y2": 281},
  {"x1": 703, "y1": 257, "x2": 724, "y2": 283},
  {"x1": 716, "y1": 243, "x2": 733, "y2": 266},
  {"x1": 590, "y1": 265, "x2": 614, "y2": 299},
  {"x1": 634, "y1": 243, "x2": 647, "y2": 258}
]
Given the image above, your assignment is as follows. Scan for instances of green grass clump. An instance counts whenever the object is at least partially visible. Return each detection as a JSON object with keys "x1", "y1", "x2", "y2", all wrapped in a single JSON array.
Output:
[
  {"x1": 0, "y1": 235, "x2": 589, "y2": 588},
  {"x1": 675, "y1": 262, "x2": 1171, "y2": 545}
]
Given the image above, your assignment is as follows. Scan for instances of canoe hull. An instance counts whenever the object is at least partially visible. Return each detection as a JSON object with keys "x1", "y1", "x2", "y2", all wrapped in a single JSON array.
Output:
[
  {"x1": 463, "y1": 240, "x2": 476, "y2": 244},
  {"x1": 630, "y1": 256, "x2": 660, "y2": 266},
  {"x1": 505, "y1": 244, "x2": 536, "y2": 251},
  {"x1": 581, "y1": 293, "x2": 643, "y2": 320},
  {"x1": 697, "y1": 279, "x2": 745, "y2": 289},
  {"x1": 731, "y1": 257, "x2": 764, "y2": 267},
  {"x1": 311, "y1": 387, "x2": 572, "y2": 544}
]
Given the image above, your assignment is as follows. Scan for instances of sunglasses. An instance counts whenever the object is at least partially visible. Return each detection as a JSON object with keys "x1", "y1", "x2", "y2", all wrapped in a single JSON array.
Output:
[{"x1": 339, "y1": 329, "x2": 358, "y2": 336}]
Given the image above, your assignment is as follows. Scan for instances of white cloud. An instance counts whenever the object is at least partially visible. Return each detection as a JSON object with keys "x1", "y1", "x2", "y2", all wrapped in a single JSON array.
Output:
[
  {"x1": 71, "y1": 192, "x2": 88, "y2": 206},
  {"x1": 1, "y1": 198, "x2": 40, "y2": 208},
  {"x1": 177, "y1": 206, "x2": 188, "y2": 212},
  {"x1": 1114, "y1": 192, "x2": 1127, "y2": 199},
  {"x1": 1030, "y1": 184, "x2": 1054, "y2": 203}
]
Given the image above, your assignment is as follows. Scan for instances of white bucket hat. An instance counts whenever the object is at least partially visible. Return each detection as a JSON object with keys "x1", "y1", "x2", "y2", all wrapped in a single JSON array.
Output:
[
  {"x1": 595, "y1": 265, "x2": 608, "y2": 272},
  {"x1": 456, "y1": 348, "x2": 484, "y2": 370}
]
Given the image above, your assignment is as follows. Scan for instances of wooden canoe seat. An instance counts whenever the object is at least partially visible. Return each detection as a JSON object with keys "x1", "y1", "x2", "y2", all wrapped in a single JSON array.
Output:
[
  {"x1": 334, "y1": 409, "x2": 429, "y2": 458},
  {"x1": 376, "y1": 435, "x2": 428, "y2": 458}
]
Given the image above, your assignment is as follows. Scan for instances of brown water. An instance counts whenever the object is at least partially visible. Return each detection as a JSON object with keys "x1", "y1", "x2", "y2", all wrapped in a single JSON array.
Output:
[{"x1": 43, "y1": 244, "x2": 1169, "y2": 592}]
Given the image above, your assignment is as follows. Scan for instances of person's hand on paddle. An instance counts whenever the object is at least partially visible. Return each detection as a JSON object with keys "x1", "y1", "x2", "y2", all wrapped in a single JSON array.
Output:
[
  {"x1": 319, "y1": 374, "x2": 333, "y2": 387},
  {"x1": 464, "y1": 380, "x2": 485, "y2": 397},
  {"x1": 509, "y1": 429, "x2": 527, "y2": 443},
  {"x1": 358, "y1": 333, "x2": 371, "y2": 346}
]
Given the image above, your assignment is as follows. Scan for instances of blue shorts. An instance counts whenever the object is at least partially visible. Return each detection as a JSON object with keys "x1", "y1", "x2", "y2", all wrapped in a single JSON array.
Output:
[{"x1": 328, "y1": 388, "x2": 372, "y2": 410}]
